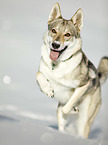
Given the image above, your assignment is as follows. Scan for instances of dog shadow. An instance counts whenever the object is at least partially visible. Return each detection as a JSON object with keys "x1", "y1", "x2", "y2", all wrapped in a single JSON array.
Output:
[
  {"x1": 49, "y1": 124, "x2": 58, "y2": 130},
  {"x1": 89, "y1": 128, "x2": 102, "y2": 139},
  {"x1": 49, "y1": 124, "x2": 102, "y2": 140},
  {"x1": 0, "y1": 115, "x2": 18, "y2": 122}
]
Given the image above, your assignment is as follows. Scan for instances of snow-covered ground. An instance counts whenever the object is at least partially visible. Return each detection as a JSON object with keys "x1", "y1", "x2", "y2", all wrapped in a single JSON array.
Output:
[{"x1": 0, "y1": 0, "x2": 108, "y2": 144}]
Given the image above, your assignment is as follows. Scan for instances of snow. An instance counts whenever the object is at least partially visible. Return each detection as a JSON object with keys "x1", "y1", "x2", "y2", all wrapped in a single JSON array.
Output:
[
  {"x1": 3, "y1": 75, "x2": 12, "y2": 85},
  {"x1": 0, "y1": 120, "x2": 103, "y2": 145},
  {"x1": 0, "y1": 0, "x2": 108, "y2": 144}
]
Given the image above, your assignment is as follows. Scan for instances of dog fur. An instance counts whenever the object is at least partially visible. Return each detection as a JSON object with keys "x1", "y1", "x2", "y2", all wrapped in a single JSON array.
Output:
[{"x1": 36, "y1": 3, "x2": 108, "y2": 138}]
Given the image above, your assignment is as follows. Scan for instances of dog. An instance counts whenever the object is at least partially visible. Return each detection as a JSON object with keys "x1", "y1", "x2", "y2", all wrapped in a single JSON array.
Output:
[{"x1": 36, "y1": 3, "x2": 108, "y2": 138}]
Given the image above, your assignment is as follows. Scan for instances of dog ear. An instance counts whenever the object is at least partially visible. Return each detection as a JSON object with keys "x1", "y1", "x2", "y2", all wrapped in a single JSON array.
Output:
[
  {"x1": 71, "y1": 9, "x2": 83, "y2": 33},
  {"x1": 48, "y1": 3, "x2": 62, "y2": 23}
]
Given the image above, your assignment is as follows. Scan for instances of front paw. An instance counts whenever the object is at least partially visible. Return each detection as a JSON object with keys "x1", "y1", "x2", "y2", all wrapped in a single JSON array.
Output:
[
  {"x1": 73, "y1": 107, "x2": 79, "y2": 112},
  {"x1": 46, "y1": 88, "x2": 54, "y2": 98},
  {"x1": 62, "y1": 106, "x2": 79, "y2": 114}
]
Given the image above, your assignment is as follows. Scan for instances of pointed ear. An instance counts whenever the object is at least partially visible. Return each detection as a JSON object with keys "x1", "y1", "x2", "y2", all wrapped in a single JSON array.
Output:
[
  {"x1": 48, "y1": 3, "x2": 62, "y2": 23},
  {"x1": 71, "y1": 9, "x2": 83, "y2": 33}
]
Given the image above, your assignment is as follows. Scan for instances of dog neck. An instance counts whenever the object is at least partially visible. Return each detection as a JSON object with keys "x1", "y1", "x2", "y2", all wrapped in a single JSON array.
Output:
[{"x1": 59, "y1": 38, "x2": 82, "y2": 61}]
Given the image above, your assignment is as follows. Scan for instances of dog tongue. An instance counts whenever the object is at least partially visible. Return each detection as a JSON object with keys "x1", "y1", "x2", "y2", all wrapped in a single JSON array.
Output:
[{"x1": 50, "y1": 50, "x2": 59, "y2": 61}]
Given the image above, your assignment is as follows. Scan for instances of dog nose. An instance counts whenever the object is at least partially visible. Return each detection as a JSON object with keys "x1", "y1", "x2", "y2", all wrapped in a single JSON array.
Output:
[{"x1": 52, "y1": 42, "x2": 60, "y2": 49}]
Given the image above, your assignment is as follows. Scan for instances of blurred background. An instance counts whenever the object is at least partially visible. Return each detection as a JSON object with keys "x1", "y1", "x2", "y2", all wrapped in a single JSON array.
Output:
[{"x1": 0, "y1": 0, "x2": 108, "y2": 143}]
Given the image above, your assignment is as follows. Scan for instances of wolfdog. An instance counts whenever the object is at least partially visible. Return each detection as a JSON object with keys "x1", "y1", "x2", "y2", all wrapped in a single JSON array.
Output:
[{"x1": 36, "y1": 3, "x2": 108, "y2": 138}]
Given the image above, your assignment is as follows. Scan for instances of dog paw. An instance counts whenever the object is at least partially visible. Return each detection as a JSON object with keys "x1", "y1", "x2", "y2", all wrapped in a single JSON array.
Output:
[
  {"x1": 47, "y1": 89, "x2": 54, "y2": 98},
  {"x1": 73, "y1": 107, "x2": 79, "y2": 112}
]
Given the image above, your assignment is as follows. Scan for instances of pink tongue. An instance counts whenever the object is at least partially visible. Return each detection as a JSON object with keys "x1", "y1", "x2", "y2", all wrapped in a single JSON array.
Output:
[{"x1": 50, "y1": 50, "x2": 59, "y2": 61}]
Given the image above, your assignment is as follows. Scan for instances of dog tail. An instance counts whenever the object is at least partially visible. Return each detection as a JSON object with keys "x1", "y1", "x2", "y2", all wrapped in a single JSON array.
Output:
[{"x1": 97, "y1": 56, "x2": 108, "y2": 85}]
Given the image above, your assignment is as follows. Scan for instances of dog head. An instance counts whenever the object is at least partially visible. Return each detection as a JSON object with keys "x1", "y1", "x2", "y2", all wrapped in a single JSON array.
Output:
[{"x1": 45, "y1": 3, "x2": 83, "y2": 61}]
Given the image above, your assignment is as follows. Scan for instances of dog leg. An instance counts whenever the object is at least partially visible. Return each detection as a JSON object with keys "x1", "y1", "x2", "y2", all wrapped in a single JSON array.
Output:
[
  {"x1": 62, "y1": 81, "x2": 91, "y2": 114},
  {"x1": 77, "y1": 87, "x2": 101, "y2": 138},
  {"x1": 57, "y1": 103, "x2": 68, "y2": 132},
  {"x1": 36, "y1": 72, "x2": 54, "y2": 98}
]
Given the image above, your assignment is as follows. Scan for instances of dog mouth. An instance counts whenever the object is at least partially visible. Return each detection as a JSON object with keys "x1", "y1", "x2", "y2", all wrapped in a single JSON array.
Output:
[{"x1": 50, "y1": 46, "x2": 68, "y2": 61}]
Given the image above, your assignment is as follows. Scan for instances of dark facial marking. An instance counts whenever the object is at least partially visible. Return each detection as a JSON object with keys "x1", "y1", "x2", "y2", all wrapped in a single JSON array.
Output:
[
  {"x1": 52, "y1": 29, "x2": 57, "y2": 33},
  {"x1": 92, "y1": 78, "x2": 96, "y2": 86},
  {"x1": 98, "y1": 72, "x2": 102, "y2": 78}
]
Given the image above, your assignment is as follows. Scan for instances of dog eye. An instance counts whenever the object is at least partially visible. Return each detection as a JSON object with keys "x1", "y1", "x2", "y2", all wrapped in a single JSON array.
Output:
[
  {"x1": 52, "y1": 29, "x2": 57, "y2": 33},
  {"x1": 64, "y1": 33, "x2": 71, "y2": 37}
]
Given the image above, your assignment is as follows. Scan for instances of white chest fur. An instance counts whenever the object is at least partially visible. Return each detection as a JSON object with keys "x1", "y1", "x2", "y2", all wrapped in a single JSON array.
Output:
[
  {"x1": 39, "y1": 43, "x2": 82, "y2": 104},
  {"x1": 40, "y1": 51, "x2": 82, "y2": 86},
  {"x1": 39, "y1": 52, "x2": 82, "y2": 104}
]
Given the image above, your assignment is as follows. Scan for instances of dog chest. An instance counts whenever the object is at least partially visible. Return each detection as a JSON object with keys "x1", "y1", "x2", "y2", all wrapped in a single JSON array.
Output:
[
  {"x1": 40, "y1": 50, "x2": 82, "y2": 83},
  {"x1": 50, "y1": 80, "x2": 75, "y2": 104},
  {"x1": 40, "y1": 60, "x2": 81, "y2": 89}
]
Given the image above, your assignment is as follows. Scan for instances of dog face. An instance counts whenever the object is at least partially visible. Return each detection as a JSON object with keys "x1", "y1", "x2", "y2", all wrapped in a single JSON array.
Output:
[{"x1": 47, "y1": 3, "x2": 83, "y2": 61}]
